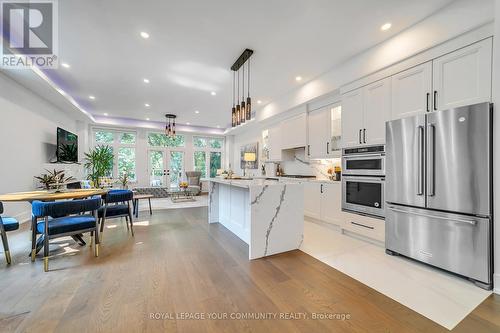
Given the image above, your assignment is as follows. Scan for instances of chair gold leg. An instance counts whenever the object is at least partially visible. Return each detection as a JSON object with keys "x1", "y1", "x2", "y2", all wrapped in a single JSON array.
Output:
[
  {"x1": 31, "y1": 249, "x2": 36, "y2": 262},
  {"x1": 43, "y1": 257, "x2": 49, "y2": 272},
  {"x1": 89, "y1": 234, "x2": 93, "y2": 248},
  {"x1": 5, "y1": 250, "x2": 11, "y2": 265},
  {"x1": 95, "y1": 244, "x2": 99, "y2": 257}
]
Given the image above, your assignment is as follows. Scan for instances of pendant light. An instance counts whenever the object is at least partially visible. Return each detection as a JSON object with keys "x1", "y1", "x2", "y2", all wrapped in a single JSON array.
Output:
[
  {"x1": 246, "y1": 58, "x2": 252, "y2": 120},
  {"x1": 231, "y1": 71, "x2": 236, "y2": 127},
  {"x1": 240, "y1": 62, "x2": 246, "y2": 124},
  {"x1": 236, "y1": 69, "x2": 241, "y2": 125},
  {"x1": 165, "y1": 114, "x2": 177, "y2": 138}
]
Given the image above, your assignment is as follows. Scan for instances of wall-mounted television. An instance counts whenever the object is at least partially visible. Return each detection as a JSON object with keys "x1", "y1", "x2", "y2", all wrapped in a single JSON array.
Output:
[{"x1": 57, "y1": 127, "x2": 78, "y2": 163}]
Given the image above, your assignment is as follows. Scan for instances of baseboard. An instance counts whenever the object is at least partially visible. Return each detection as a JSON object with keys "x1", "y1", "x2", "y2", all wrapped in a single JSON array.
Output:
[{"x1": 494, "y1": 273, "x2": 500, "y2": 295}]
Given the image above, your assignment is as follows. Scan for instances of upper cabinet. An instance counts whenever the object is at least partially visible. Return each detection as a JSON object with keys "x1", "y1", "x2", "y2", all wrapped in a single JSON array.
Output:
[
  {"x1": 432, "y1": 38, "x2": 492, "y2": 111},
  {"x1": 264, "y1": 124, "x2": 282, "y2": 162},
  {"x1": 391, "y1": 62, "x2": 432, "y2": 119},
  {"x1": 281, "y1": 113, "x2": 307, "y2": 149},
  {"x1": 307, "y1": 103, "x2": 341, "y2": 159},
  {"x1": 341, "y1": 77, "x2": 391, "y2": 148}
]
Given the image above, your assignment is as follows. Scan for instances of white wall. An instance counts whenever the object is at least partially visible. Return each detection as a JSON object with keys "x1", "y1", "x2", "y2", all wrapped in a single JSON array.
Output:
[
  {"x1": 492, "y1": 0, "x2": 500, "y2": 295},
  {"x1": 0, "y1": 72, "x2": 80, "y2": 221}
]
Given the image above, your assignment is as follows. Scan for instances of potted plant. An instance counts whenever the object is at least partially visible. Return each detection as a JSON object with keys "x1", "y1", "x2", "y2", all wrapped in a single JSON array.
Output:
[
  {"x1": 34, "y1": 169, "x2": 75, "y2": 190},
  {"x1": 118, "y1": 170, "x2": 131, "y2": 189},
  {"x1": 84, "y1": 145, "x2": 114, "y2": 188}
]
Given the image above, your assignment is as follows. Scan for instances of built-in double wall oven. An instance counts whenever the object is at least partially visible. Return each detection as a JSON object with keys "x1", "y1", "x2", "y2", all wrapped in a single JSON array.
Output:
[{"x1": 342, "y1": 145, "x2": 385, "y2": 219}]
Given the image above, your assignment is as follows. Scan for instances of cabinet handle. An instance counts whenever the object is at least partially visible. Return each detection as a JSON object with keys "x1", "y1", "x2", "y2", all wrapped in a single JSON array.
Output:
[
  {"x1": 363, "y1": 129, "x2": 366, "y2": 144},
  {"x1": 433, "y1": 91, "x2": 438, "y2": 111},
  {"x1": 426, "y1": 93, "x2": 430, "y2": 112},
  {"x1": 351, "y1": 221, "x2": 374, "y2": 230},
  {"x1": 326, "y1": 142, "x2": 329, "y2": 154},
  {"x1": 307, "y1": 145, "x2": 310, "y2": 156},
  {"x1": 359, "y1": 129, "x2": 362, "y2": 144},
  {"x1": 320, "y1": 184, "x2": 323, "y2": 194}
]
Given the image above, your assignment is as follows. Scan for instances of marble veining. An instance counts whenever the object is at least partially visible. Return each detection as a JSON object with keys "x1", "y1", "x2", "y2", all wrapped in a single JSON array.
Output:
[
  {"x1": 251, "y1": 185, "x2": 269, "y2": 205},
  {"x1": 264, "y1": 185, "x2": 287, "y2": 256}
]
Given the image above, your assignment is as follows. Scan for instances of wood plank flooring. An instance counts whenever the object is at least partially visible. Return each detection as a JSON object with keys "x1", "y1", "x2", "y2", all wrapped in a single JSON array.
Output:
[{"x1": 0, "y1": 207, "x2": 499, "y2": 333}]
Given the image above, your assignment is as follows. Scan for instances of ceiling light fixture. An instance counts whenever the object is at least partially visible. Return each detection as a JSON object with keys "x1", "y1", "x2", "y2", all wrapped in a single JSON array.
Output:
[
  {"x1": 381, "y1": 22, "x2": 392, "y2": 31},
  {"x1": 195, "y1": 110, "x2": 200, "y2": 114},
  {"x1": 146, "y1": 117, "x2": 150, "y2": 121},
  {"x1": 295, "y1": 76, "x2": 302, "y2": 81},
  {"x1": 257, "y1": 100, "x2": 262, "y2": 104},
  {"x1": 103, "y1": 113, "x2": 108, "y2": 116},
  {"x1": 186, "y1": 122, "x2": 191, "y2": 125},
  {"x1": 143, "y1": 78, "x2": 150, "y2": 83},
  {"x1": 145, "y1": 103, "x2": 150, "y2": 107},
  {"x1": 165, "y1": 114, "x2": 176, "y2": 138},
  {"x1": 89, "y1": 95, "x2": 95, "y2": 100},
  {"x1": 230, "y1": 48, "x2": 254, "y2": 127},
  {"x1": 61, "y1": 63, "x2": 70, "y2": 68},
  {"x1": 211, "y1": 91, "x2": 216, "y2": 96},
  {"x1": 140, "y1": 31, "x2": 150, "y2": 39}
]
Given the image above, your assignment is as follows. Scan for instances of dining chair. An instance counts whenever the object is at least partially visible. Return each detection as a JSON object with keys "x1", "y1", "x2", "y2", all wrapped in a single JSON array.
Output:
[
  {"x1": 31, "y1": 197, "x2": 101, "y2": 272},
  {"x1": 0, "y1": 202, "x2": 19, "y2": 264},
  {"x1": 98, "y1": 190, "x2": 134, "y2": 238}
]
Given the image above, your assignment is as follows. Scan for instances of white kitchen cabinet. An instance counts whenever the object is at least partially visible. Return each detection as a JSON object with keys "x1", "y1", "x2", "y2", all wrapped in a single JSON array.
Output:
[
  {"x1": 342, "y1": 212, "x2": 385, "y2": 242},
  {"x1": 307, "y1": 107, "x2": 329, "y2": 159},
  {"x1": 341, "y1": 88, "x2": 363, "y2": 148},
  {"x1": 267, "y1": 124, "x2": 282, "y2": 161},
  {"x1": 304, "y1": 182, "x2": 321, "y2": 219},
  {"x1": 432, "y1": 38, "x2": 492, "y2": 111},
  {"x1": 391, "y1": 62, "x2": 432, "y2": 119},
  {"x1": 319, "y1": 183, "x2": 342, "y2": 225},
  {"x1": 281, "y1": 113, "x2": 307, "y2": 149},
  {"x1": 363, "y1": 78, "x2": 391, "y2": 145}
]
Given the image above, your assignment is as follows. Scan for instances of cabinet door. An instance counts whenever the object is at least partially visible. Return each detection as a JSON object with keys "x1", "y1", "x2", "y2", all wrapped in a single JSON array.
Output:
[
  {"x1": 307, "y1": 108, "x2": 329, "y2": 159},
  {"x1": 341, "y1": 88, "x2": 363, "y2": 148},
  {"x1": 304, "y1": 182, "x2": 321, "y2": 219},
  {"x1": 281, "y1": 113, "x2": 307, "y2": 149},
  {"x1": 432, "y1": 38, "x2": 492, "y2": 111},
  {"x1": 391, "y1": 62, "x2": 432, "y2": 119},
  {"x1": 268, "y1": 124, "x2": 282, "y2": 161},
  {"x1": 363, "y1": 77, "x2": 391, "y2": 145},
  {"x1": 320, "y1": 183, "x2": 342, "y2": 225}
]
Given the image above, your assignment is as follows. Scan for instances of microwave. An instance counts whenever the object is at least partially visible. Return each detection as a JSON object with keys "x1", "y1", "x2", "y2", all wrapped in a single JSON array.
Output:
[{"x1": 342, "y1": 145, "x2": 385, "y2": 176}]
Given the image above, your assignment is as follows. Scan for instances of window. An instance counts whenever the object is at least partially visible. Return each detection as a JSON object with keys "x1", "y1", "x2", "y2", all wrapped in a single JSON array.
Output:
[
  {"x1": 194, "y1": 151, "x2": 207, "y2": 178},
  {"x1": 148, "y1": 133, "x2": 185, "y2": 147},
  {"x1": 193, "y1": 136, "x2": 224, "y2": 178},
  {"x1": 92, "y1": 129, "x2": 137, "y2": 181}
]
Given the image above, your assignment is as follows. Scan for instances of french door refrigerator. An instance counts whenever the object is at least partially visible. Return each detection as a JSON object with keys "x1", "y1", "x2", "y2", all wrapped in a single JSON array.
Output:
[{"x1": 385, "y1": 102, "x2": 493, "y2": 289}]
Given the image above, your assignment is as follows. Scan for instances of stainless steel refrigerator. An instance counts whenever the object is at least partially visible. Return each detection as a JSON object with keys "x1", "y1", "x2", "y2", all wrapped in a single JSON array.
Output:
[{"x1": 385, "y1": 102, "x2": 493, "y2": 289}]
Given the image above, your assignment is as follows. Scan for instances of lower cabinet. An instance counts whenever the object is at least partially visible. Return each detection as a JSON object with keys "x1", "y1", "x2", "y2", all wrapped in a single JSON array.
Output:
[{"x1": 304, "y1": 181, "x2": 384, "y2": 242}]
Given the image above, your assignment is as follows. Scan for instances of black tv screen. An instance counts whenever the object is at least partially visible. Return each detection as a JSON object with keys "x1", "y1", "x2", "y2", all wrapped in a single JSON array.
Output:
[{"x1": 57, "y1": 127, "x2": 78, "y2": 163}]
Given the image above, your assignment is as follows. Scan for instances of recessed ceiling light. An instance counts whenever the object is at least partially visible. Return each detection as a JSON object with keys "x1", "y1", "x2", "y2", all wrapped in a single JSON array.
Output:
[
  {"x1": 195, "y1": 110, "x2": 200, "y2": 114},
  {"x1": 257, "y1": 100, "x2": 262, "y2": 104},
  {"x1": 295, "y1": 76, "x2": 302, "y2": 81},
  {"x1": 381, "y1": 22, "x2": 392, "y2": 31},
  {"x1": 89, "y1": 95, "x2": 95, "y2": 100},
  {"x1": 103, "y1": 113, "x2": 108, "y2": 116},
  {"x1": 216, "y1": 125, "x2": 220, "y2": 128},
  {"x1": 144, "y1": 103, "x2": 150, "y2": 107},
  {"x1": 146, "y1": 117, "x2": 150, "y2": 121},
  {"x1": 211, "y1": 91, "x2": 216, "y2": 96},
  {"x1": 61, "y1": 63, "x2": 70, "y2": 68},
  {"x1": 143, "y1": 78, "x2": 150, "y2": 83},
  {"x1": 140, "y1": 31, "x2": 150, "y2": 39},
  {"x1": 186, "y1": 122, "x2": 191, "y2": 125}
]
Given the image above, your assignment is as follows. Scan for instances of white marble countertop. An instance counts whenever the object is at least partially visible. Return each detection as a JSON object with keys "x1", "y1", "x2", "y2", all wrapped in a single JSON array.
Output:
[
  {"x1": 206, "y1": 177, "x2": 300, "y2": 188},
  {"x1": 253, "y1": 176, "x2": 341, "y2": 184}
]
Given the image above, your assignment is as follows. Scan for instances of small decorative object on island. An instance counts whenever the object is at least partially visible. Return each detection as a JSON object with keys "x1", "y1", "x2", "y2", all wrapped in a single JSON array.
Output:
[
  {"x1": 84, "y1": 145, "x2": 114, "y2": 188},
  {"x1": 35, "y1": 169, "x2": 75, "y2": 191},
  {"x1": 334, "y1": 166, "x2": 341, "y2": 181},
  {"x1": 240, "y1": 142, "x2": 258, "y2": 173},
  {"x1": 327, "y1": 167, "x2": 335, "y2": 181},
  {"x1": 179, "y1": 181, "x2": 189, "y2": 189}
]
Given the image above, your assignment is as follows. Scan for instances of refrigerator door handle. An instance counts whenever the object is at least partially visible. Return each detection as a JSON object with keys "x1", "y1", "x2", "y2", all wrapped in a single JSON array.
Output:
[
  {"x1": 417, "y1": 126, "x2": 424, "y2": 195},
  {"x1": 427, "y1": 123, "x2": 435, "y2": 196},
  {"x1": 387, "y1": 206, "x2": 477, "y2": 225}
]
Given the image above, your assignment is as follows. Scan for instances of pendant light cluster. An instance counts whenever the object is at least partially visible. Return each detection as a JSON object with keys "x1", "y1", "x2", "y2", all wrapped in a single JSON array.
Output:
[
  {"x1": 165, "y1": 114, "x2": 176, "y2": 138},
  {"x1": 231, "y1": 49, "x2": 253, "y2": 127}
]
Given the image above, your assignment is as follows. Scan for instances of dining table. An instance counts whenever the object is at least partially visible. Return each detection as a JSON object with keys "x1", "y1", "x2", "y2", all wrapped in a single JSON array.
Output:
[{"x1": 0, "y1": 188, "x2": 109, "y2": 254}]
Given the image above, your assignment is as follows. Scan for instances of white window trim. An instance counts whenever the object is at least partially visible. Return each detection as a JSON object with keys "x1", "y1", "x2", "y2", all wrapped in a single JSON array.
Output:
[{"x1": 193, "y1": 136, "x2": 225, "y2": 178}]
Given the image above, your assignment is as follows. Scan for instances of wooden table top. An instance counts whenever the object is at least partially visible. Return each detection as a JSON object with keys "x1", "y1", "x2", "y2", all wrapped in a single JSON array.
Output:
[
  {"x1": 133, "y1": 194, "x2": 154, "y2": 199},
  {"x1": 0, "y1": 189, "x2": 109, "y2": 202}
]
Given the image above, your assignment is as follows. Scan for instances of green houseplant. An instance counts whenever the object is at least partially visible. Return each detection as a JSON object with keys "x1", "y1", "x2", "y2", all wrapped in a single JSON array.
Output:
[
  {"x1": 34, "y1": 169, "x2": 75, "y2": 190},
  {"x1": 84, "y1": 145, "x2": 114, "y2": 188}
]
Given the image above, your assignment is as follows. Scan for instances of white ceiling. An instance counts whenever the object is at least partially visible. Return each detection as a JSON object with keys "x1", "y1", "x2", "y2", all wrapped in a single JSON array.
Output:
[{"x1": 6, "y1": 0, "x2": 456, "y2": 128}]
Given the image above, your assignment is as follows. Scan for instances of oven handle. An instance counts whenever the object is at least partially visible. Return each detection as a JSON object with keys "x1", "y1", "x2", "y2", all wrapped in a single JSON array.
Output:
[
  {"x1": 387, "y1": 206, "x2": 477, "y2": 225},
  {"x1": 343, "y1": 176, "x2": 385, "y2": 182},
  {"x1": 343, "y1": 154, "x2": 385, "y2": 160}
]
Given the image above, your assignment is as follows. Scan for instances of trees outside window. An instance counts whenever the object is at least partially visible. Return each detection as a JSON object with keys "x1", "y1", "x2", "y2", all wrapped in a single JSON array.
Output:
[
  {"x1": 93, "y1": 130, "x2": 137, "y2": 181},
  {"x1": 193, "y1": 136, "x2": 224, "y2": 178}
]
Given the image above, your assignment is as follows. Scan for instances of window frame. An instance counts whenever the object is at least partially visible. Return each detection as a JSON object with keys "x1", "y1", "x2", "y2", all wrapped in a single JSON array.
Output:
[{"x1": 193, "y1": 136, "x2": 224, "y2": 178}]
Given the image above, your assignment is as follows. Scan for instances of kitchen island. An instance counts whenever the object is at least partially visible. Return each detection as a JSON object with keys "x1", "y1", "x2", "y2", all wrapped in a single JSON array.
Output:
[{"x1": 208, "y1": 178, "x2": 304, "y2": 259}]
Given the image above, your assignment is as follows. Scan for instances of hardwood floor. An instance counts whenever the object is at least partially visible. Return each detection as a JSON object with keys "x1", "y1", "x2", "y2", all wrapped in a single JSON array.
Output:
[{"x1": 0, "y1": 207, "x2": 498, "y2": 333}]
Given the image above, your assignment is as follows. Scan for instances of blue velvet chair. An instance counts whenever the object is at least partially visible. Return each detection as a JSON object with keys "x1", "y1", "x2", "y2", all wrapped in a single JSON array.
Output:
[
  {"x1": 31, "y1": 197, "x2": 101, "y2": 272},
  {"x1": 0, "y1": 202, "x2": 19, "y2": 264},
  {"x1": 98, "y1": 190, "x2": 134, "y2": 237}
]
